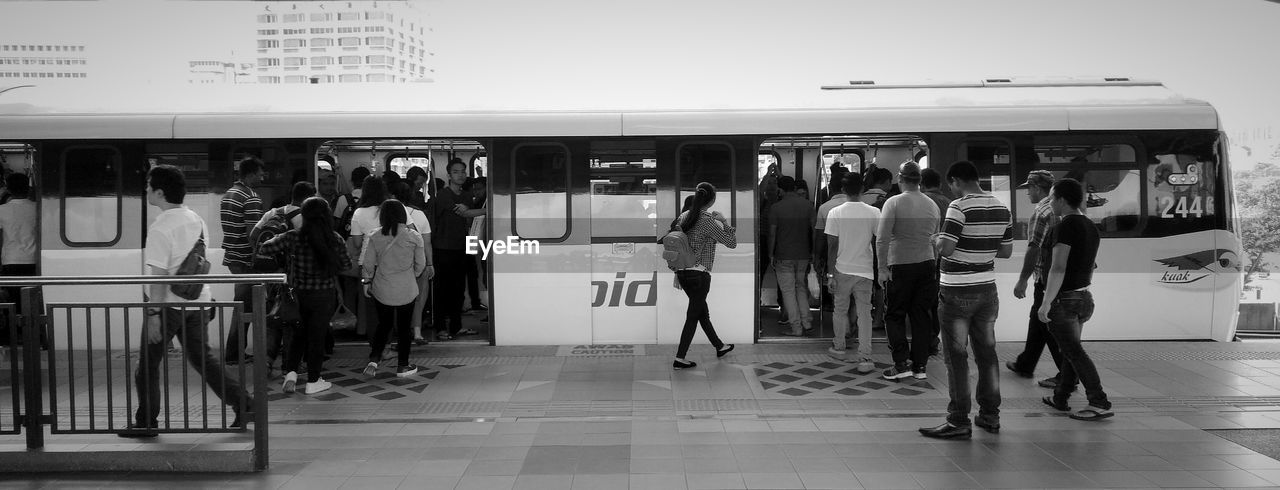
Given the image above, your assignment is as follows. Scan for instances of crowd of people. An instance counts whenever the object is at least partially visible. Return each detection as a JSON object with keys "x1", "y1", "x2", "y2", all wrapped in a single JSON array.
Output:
[{"x1": 747, "y1": 159, "x2": 1113, "y2": 440}]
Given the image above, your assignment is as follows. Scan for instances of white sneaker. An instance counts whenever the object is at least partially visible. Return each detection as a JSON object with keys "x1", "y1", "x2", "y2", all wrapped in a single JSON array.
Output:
[
  {"x1": 282, "y1": 371, "x2": 297, "y2": 394},
  {"x1": 913, "y1": 369, "x2": 928, "y2": 380},
  {"x1": 827, "y1": 347, "x2": 847, "y2": 357},
  {"x1": 362, "y1": 361, "x2": 378, "y2": 377},
  {"x1": 305, "y1": 378, "x2": 332, "y2": 395},
  {"x1": 856, "y1": 359, "x2": 875, "y2": 374}
]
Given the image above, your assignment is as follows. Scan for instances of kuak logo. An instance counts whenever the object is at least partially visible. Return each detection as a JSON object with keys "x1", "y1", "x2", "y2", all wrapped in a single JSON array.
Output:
[
  {"x1": 1153, "y1": 248, "x2": 1240, "y2": 285},
  {"x1": 591, "y1": 272, "x2": 657, "y2": 307}
]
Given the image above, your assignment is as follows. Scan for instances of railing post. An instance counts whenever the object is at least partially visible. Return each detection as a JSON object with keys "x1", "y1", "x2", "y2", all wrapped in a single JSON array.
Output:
[
  {"x1": 251, "y1": 284, "x2": 269, "y2": 471},
  {"x1": 19, "y1": 286, "x2": 43, "y2": 449}
]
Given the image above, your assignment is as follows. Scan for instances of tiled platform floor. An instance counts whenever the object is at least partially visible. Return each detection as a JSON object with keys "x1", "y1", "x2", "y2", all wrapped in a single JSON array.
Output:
[{"x1": 4, "y1": 340, "x2": 1280, "y2": 489}]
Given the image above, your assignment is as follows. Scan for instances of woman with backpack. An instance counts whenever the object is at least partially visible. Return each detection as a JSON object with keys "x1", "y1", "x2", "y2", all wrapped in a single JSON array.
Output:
[
  {"x1": 360, "y1": 200, "x2": 430, "y2": 377},
  {"x1": 257, "y1": 197, "x2": 351, "y2": 395},
  {"x1": 670, "y1": 182, "x2": 737, "y2": 369}
]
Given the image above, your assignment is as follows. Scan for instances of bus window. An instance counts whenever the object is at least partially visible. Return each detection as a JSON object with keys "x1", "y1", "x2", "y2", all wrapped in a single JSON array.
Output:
[
  {"x1": 1141, "y1": 132, "x2": 1220, "y2": 237},
  {"x1": 1013, "y1": 141, "x2": 1141, "y2": 238},
  {"x1": 677, "y1": 143, "x2": 734, "y2": 223},
  {"x1": 512, "y1": 143, "x2": 570, "y2": 241},
  {"x1": 62, "y1": 146, "x2": 121, "y2": 246},
  {"x1": 958, "y1": 140, "x2": 1014, "y2": 213},
  {"x1": 590, "y1": 140, "x2": 657, "y2": 239}
]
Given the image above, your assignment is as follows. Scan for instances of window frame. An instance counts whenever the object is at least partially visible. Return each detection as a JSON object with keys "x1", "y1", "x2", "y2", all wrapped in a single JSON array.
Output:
[
  {"x1": 510, "y1": 142, "x2": 572, "y2": 243},
  {"x1": 60, "y1": 145, "x2": 123, "y2": 247},
  {"x1": 674, "y1": 140, "x2": 738, "y2": 228}
]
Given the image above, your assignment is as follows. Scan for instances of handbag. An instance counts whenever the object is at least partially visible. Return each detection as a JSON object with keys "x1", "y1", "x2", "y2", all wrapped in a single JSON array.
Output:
[
  {"x1": 269, "y1": 247, "x2": 301, "y2": 323},
  {"x1": 170, "y1": 230, "x2": 210, "y2": 300}
]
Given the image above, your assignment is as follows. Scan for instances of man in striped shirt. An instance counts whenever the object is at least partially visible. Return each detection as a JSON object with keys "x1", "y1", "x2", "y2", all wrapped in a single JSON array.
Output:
[
  {"x1": 920, "y1": 160, "x2": 1013, "y2": 440},
  {"x1": 220, "y1": 156, "x2": 265, "y2": 364}
]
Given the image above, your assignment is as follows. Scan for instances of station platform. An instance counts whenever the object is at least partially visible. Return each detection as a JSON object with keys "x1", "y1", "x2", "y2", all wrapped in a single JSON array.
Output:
[{"x1": 4, "y1": 339, "x2": 1280, "y2": 489}]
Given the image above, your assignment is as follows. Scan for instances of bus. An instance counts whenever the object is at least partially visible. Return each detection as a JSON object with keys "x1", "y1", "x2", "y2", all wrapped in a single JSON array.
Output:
[{"x1": 0, "y1": 77, "x2": 1241, "y2": 349}]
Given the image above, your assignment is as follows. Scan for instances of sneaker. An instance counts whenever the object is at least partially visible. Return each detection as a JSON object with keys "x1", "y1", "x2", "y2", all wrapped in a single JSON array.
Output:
[
  {"x1": 457, "y1": 328, "x2": 478, "y2": 336},
  {"x1": 912, "y1": 368, "x2": 928, "y2": 380},
  {"x1": 827, "y1": 347, "x2": 847, "y2": 357},
  {"x1": 305, "y1": 378, "x2": 332, "y2": 395},
  {"x1": 396, "y1": 364, "x2": 419, "y2": 377},
  {"x1": 716, "y1": 344, "x2": 735, "y2": 358},
  {"x1": 282, "y1": 371, "x2": 298, "y2": 394},
  {"x1": 362, "y1": 361, "x2": 378, "y2": 377},
  {"x1": 673, "y1": 359, "x2": 697, "y2": 370},
  {"x1": 882, "y1": 365, "x2": 914, "y2": 380},
  {"x1": 856, "y1": 359, "x2": 875, "y2": 374},
  {"x1": 436, "y1": 332, "x2": 453, "y2": 341}
]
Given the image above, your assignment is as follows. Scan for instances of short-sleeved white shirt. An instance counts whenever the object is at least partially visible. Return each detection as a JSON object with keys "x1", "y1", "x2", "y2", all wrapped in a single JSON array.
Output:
[
  {"x1": 0, "y1": 199, "x2": 38, "y2": 265},
  {"x1": 145, "y1": 206, "x2": 212, "y2": 304},
  {"x1": 348, "y1": 206, "x2": 381, "y2": 237},
  {"x1": 824, "y1": 201, "x2": 880, "y2": 280}
]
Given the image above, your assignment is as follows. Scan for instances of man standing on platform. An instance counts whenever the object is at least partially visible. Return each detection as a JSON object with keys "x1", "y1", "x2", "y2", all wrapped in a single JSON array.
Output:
[
  {"x1": 220, "y1": 157, "x2": 264, "y2": 364},
  {"x1": 877, "y1": 162, "x2": 939, "y2": 381},
  {"x1": 769, "y1": 176, "x2": 815, "y2": 336},
  {"x1": 1008, "y1": 170, "x2": 1064, "y2": 389},
  {"x1": 920, "y1": 161, "x2": 1013, "y2": 440},
  {"x1": 824, "y1": 173, "x2": 880, "y2": 374}
]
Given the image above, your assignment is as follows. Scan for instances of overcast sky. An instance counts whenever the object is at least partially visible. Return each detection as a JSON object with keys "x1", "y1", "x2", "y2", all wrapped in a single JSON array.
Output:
[{"x1": 2, "y1": 0, "x2": 1278, "y2": 161}]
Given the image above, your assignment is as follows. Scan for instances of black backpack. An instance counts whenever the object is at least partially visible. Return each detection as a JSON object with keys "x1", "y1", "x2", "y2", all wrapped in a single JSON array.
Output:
[
  {"x1": 250, "y1": 207, "x2": 302, "y2": 272},
  {"x1": 336, "y1": 194, "x2": 357, "y2": 238}
]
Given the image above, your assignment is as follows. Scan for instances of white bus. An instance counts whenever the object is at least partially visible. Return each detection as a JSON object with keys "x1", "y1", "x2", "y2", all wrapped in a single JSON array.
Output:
[{"x1": 0, "y1": 78, "x2": 1241, "y2": 349}]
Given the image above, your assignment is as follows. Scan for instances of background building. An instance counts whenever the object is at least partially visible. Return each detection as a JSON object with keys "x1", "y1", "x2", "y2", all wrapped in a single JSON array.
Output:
[
  {"x1": 0, "y1": 43, "x2": 87, "y2": 82},
  {"x1": 253, "y1": 1, "x2": 433, "y2": 84},
  {"x1": 188, "y1": 60, "x2": 255, "y2": 84}
]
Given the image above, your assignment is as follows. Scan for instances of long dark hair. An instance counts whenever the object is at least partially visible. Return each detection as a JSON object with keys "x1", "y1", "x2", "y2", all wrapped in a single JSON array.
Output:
[
  {"x1": 359, "y1": 175, "x2": 387, "y2": 208},
  {"x1": 298, "y1": 196, "x2": 341, "y2": 275},
  {"x1": 379, "y1": 199, "x2": 408, "y2": 237},
  {"x1": 677, "y1": 182, "x2": 716, "y2": 233}
]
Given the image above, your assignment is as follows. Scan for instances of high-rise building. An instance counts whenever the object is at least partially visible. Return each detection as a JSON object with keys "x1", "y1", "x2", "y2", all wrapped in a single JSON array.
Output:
[
  {"x1": 188, "y1": 60, "x2": 255, "y2": 84},
  {"x1": 0, "y1": 43, "x2": 88, "y2": 81},
  {"x1": 253, "y1": 1, "x2": 433, "y2": 84}
]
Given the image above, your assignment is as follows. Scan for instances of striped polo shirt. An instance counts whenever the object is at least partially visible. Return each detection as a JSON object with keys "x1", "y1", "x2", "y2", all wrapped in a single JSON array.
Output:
[
  {"x1": 219, "y1": 181, "x2": 263, "y2": 268},
  {"x1": 938, "y1": 193, "x2": 1013, "y2": 291}
]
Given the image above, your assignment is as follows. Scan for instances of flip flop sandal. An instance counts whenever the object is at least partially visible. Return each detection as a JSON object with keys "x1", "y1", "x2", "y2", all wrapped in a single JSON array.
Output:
[
  {"x1": 1041, "y1": 396, "x2": 1070, "y2": 412},
  {"x1": 457, "y1": 328, "x2": 478, "y2": 335},
  {"x1": 1069, "y1": 407, "x2": 1114, "y2": 421}
]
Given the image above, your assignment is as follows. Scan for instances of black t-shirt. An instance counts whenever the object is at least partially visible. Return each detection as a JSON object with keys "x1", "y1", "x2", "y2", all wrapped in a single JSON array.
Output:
[
  {"x1": 426, "y1": 186, "x2": 474, "y2": 250},
  {"x1": 1048, "y1": 214, "x2": 1100, "y2": 291}
]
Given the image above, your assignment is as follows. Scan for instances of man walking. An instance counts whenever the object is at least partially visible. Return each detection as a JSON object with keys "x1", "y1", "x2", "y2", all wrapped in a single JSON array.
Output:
[
  {"x1": 122, "y1": 165, "x2": 253, "y2": 438},
  {"x1": 824, "y1": 173, "x2": 880, "y2": 374},
  {"x1": 221, "y1": 157, "x2": 264, "y2": 364},
  {"x1": 1039, "y1": 178, "x2": 1113, "y2": 421},
  {"x1": 769, "y1": 176, "x2": 815, "y2": 336},
  {"x1": 1008, "y1": 170, "x2": 1064, "y2": 389},
  {"x1": 877, "y1": 163, "x2": 939, "y2": 380},
  {"x1": 920, "y1": 161, "x2": 1013, "y2": 440}
]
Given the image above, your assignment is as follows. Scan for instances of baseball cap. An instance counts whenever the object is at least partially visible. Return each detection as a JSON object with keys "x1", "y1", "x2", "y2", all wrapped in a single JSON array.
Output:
[
  {"x1": 898, "y1": 161, "x2": 922, "y2": 181},
  {"x1": 1017, "y1": 170, "x2": 1054, "y2": 189}
]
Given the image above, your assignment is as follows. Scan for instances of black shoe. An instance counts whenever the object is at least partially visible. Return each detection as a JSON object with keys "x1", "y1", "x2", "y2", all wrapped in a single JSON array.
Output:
[
  {"x1": 1004, "y1": 361, "x2": 1033, "y2": 378},
  {"x1": 118, "y1": 425, "x2": 158, "y2": 439},
  {"x1": 716, "y1": 344, "x2": 735, "y2": 358},
  {"x1": 673, "y1": 359, "x2": 697, "y2": 370},
  {"x1": 975, "y1": 418, "x2": 1000, "y2": 434},
  {"x1": 1042, "y1": 395, "x2": 1070, "y2": 412},
  {"x1": 231, "y1": 408, "x2": 256, "y2": 429},
  {"x1": 918, "y1": 422, "x2": 971, "y2": 440}
]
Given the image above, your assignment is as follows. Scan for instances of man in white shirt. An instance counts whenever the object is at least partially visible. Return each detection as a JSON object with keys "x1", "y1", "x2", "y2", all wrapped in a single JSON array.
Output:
[
  {"x1": 813, "y1": 167, "x2": 849, "y2": 313},
  {"x1": 824, "y1": 173, "x2": 881, "y2": 373},
  {"x1": 121, "y1": 165, "x2": 253, "y2": 438},
  {"x1": 0, "y1": 174, "x2": 39, "y2": 347}
]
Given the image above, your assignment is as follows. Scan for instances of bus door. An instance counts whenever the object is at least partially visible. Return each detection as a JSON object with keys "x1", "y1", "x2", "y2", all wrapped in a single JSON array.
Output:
[{"x1": 589, "y1": 140, "x2": 660, "y2": 343}]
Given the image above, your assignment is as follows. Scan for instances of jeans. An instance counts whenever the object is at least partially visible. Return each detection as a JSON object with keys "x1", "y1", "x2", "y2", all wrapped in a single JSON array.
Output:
[
  {"x1": 675, "y1": 270, "x2": 725, "y2": 359},
  {"x1": 372, "y1": 300, "x2": 415, "y2": 367},
  {"x1": 134, "y1": 307, "x2": 252, "y2": 427},
  {"x1": 1012, "y1": 282, "x2": 1063, "y2": 376},
  {"x1": 832, "y1": 273, "x2": 873, "y2": 358},
  {"x1": 433, "y1": 249, "x2": 468, "y2": 335},
  {"x1": 1047, "y1": 291, "x2": 1111, "y2": 410},
  {"x1": 885, "y1": 261, "x2": 937, "y2": 371},
  {"x1": 224, "y1": 264, "x2": 254, "y2": 362},
  {"x1": 774, "y1": 259, "x2": 812, "y2": 333},
  {"x1": 289, "y1": 288, "x2": 337, "y2": 382},
  {"x1": 938, "y1": 285, "x2": 1001, "y2": 427}
]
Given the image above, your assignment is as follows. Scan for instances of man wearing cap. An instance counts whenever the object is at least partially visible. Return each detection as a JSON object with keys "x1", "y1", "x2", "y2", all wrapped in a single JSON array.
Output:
[
  {"x1": 1007, "y1": 170, "x2": 1064, "y2": 389},
  {"x1": 876, "y1": 162, "x2": 941, "y2": 380}
]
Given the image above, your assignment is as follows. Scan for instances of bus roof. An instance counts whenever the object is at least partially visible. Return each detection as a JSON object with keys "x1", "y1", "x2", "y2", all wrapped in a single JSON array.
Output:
[{"x1": 0, "y1": 80, "x2": 1219, "y2": 139}]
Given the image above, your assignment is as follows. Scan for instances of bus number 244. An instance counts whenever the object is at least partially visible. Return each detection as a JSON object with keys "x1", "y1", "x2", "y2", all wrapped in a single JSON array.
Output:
[{"x1": 1159, "y1": 196, "x2": 1203, "y2": 219}]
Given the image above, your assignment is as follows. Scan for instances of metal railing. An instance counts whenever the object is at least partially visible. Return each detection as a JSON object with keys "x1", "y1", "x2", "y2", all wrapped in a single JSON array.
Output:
[{"x1": 0, "y1": 274, "x2": 284, "y2": 471}]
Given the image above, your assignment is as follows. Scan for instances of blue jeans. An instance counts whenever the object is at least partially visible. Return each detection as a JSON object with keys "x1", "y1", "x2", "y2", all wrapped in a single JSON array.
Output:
[
  {"x1": 938, "y1": 285, "x2": 1000, "y2": 427},
  {"x1": 1047, "y1": 291, "x2": 1111, "y2": 410},
  {"x1": 134, "y1": 307, "x2": 252, "y2": 427},
  {"x1": 675, "y1": 270, "x2": 724, "y2": 359},
  {"x1": 1012, "y1": 282, "x2": 1063, "y2": 375},
  {"x1": 774, "y1": 259, "x2": 812, "y2": 333}
]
